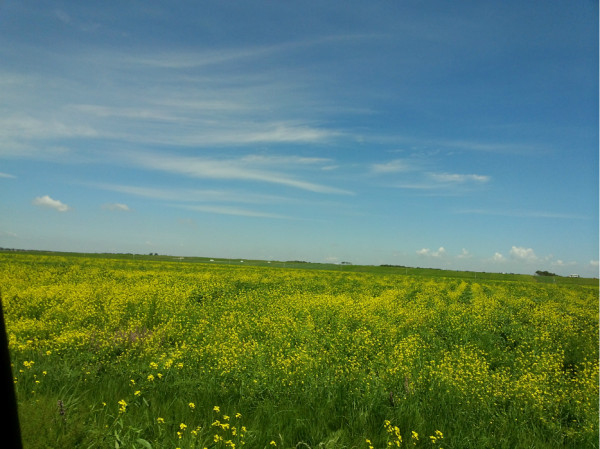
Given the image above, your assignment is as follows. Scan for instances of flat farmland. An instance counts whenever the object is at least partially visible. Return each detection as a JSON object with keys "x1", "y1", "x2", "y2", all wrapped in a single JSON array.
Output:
[{"x1": 1, "y1": 253, "x2": 598, "y2": 448}]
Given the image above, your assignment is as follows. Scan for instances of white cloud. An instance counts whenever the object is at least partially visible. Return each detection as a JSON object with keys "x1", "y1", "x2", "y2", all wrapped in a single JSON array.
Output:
[
  {"x1": 32, "y1": 195, "x2": 70, "y2": 212},
  {"x1": 416, "y1": 246, "x2": 446, "y2": 258},
  {"x1": 492, "y1": 252, "x2": 506, "y2": 262},
  {"x1": 102, "y1": 203, "x2": 130, "y2": 211},
  {"x1": 434, "y1": 247, "x2": 446, "y2": 257},
  {"x1": 590, "y1": 260, "x2": 599, "y2": 267},
  {"x1": 0, "y1": 172, "x2": 16, "y2": 178},
  {"x1": 510, "y1": 246, "x2": 537, "y2": 261}
]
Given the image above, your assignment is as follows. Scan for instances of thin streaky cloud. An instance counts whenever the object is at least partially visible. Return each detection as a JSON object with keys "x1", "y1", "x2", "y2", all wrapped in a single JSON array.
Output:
[
  {"x1": 429, "y1": 138, "x2": 543, "y2": 155},
  {"x1": 240, "y1": 155, "x2": 333, "y2": 166},
  {"x1": 429, "y1": 173, "x2": 490, "y2": 183},
  {"x1": 89, "y1": 183, "x2": 290, "y2": 204},
  {"x1": 370, "y1": 159, "x2": 415, "y2": 174},
  {"x1": 123, "y1": 34, "x2": 387, "y2": 69},
  {"x1": 101, "y1": 121, "x2": 340, "y2": 147},
  {"x1": 393, "y1": 183, "x2": 438, "y2": 190},
  {"x1": 102, "y1": 203, "x2": 130, "y2": 211},
  {"x1": 69, "y1": 104, "x2": 182, "y2": 122},
  {"x1": 178, "y1": 204, "x2": 292, "y2": 220},
  {"x1": 124, "y1": 152, "x2": 353, "y2": 195},
  {"x1": 456, "y1": 209, "x2": 590, "y2": 220},
  {"x1": 0, "y1": 172, "x2": 16, "y2": 178}
]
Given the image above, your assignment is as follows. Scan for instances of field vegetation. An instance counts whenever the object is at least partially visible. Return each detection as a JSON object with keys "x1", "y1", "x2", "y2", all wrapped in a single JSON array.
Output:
[{"x1": 1, "y1": 252, "x2": 598, "y2": 448}]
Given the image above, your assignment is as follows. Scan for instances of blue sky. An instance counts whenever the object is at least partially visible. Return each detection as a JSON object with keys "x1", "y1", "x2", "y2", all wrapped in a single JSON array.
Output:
[{"x1": 1, "y1": 1, "x2": 598, "y2": 276}]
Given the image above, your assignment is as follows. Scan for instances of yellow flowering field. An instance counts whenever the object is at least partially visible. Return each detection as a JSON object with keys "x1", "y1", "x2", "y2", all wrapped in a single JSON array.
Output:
[{"x1": 1, "y1": 253, "x2": 598, "y2": 448}]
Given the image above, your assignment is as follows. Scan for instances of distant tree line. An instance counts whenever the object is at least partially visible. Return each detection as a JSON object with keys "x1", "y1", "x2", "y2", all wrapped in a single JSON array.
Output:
[{"x1": 535, "y1": 270, "x2": 557, "y2": 277}]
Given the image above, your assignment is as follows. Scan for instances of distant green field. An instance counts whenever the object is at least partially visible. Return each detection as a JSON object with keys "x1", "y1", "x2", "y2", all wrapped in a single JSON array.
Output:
[
  {"x1": 2, "y1": 249, "x2": 597, "y2": 285},
  {"x1": 2, "y1": 251, "x2": 598, "y2": 448}
]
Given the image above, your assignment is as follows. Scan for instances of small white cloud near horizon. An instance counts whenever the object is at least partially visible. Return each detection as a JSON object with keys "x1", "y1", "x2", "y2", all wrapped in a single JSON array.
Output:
[
  {"x1": 510, "y1": 246, "x2": 537, "y2": 261},
  {"x1": 590, "y1": 260, "x2": 599, "y2": 267},
  {"x1": 0, "y1": 172, "x2": 16, "y2": 178},
  {"x1": 551, "y1": 259, "x2": 576, "y2": 267},
  {"x1": 102, "y1": 203, "x2": 130, "y2": 211},
  {"x1": 32, "y1": 195, "x2": 70, "y2": 212},
  {"x1": 416, "y1": 246, "x2": 446, "y2": 258},
  {"x1": 492, "y1": 252, "x2": 506, "y2": 262},
  {"x1": 457, "y1": 248, "x2": 471, "y2": 259}
]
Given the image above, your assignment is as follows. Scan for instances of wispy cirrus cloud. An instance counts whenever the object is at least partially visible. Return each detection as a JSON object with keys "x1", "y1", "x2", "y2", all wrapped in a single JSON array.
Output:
[
  {"x1": 369, "y1": 157, "x2": 490, "y2": 193},
  {"x1": 102, "y1": 203, "x2": 130, "y2": 211},
  {"x1": 456, "y1": 208, "x2": 589, "y2": 220},
  {"x1": 431, "y1": 138, "x2": 542, "y2": 155},
  {"x1": 0, "y1": 37, "x2": 353, "y2": 159},
  {"x1": 391, "y1": 173, "x2": 490, "y2": 192},
  {"x1": 178, "y1": 204, "x2": 291, "y2": 220},
  {"x1": 370, "y1": 158, "x2": 415, "y2": 174},
  {"x1": 123, "y1": 152, "x2": 353, "y2": 195},
  {"x1": 122, "y1": 34, "x2": 386, "y2": 70},
  {"x1": 429, "y1": 173, "x2": 490, "y2": 183},
  {"x1": 90, "y1": 183, "x2": 290, "y2": 204}
]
